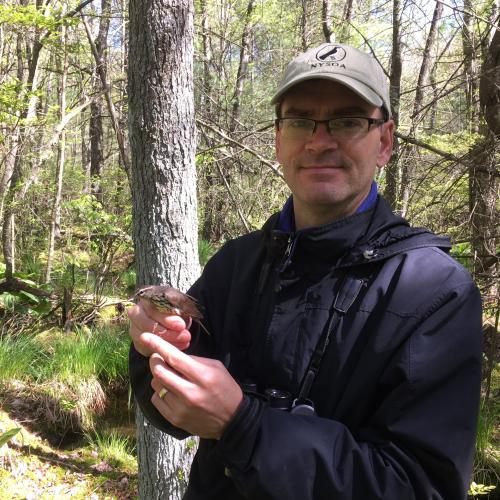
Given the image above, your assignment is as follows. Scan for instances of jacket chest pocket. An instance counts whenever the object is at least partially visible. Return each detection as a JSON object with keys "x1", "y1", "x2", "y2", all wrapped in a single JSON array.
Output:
[{"x1": 258, "y1": 279, "x2": 341, "y2": 393}]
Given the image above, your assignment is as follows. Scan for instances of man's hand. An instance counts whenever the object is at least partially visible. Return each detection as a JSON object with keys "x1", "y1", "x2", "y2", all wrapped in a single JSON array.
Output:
[
  {"x1": 128, "y1": 299, "x2": 192, "y2": 356},
  {"x1": 143, "y1": 333, "x2": 244, "y2": 440}
]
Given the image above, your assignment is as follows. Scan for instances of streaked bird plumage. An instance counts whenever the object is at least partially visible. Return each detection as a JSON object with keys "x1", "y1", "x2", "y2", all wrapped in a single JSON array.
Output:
[{"x1": 135, "y1": 285, "x2": 209, "y2": 334}]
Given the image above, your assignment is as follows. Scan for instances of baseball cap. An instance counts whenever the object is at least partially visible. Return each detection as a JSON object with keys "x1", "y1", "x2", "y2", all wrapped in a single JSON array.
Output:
[{"x1": 271, "y1": 43, "x2": 392, "y2": 118}]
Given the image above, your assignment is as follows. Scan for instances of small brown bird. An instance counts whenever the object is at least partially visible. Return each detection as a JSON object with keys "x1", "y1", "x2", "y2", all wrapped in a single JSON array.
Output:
[{"x1": 134, "y1": 285, "x2": 210, "y2": 335}]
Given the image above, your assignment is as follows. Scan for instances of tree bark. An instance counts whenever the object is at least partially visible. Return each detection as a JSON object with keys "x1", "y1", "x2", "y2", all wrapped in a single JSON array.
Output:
[
  {"x1": 199, "y1": 0, "x2": 212, "y2": 114},
  {"x1": 383, "y1": 0, "x2": 402, "y2": 211},
  {"x1": 45, "y1": 23, "x2": 68, "y2": 284},
  {"x1": 412, "y1": 1, "x2": 443, "y2": 125},
  {"x1": 469, "y1": 23, "x2": 500, "y2": 295},
  {"x1": 467, "y1": 135, "x2": 499, "y2": 283},
  {"x1": 480, "y1": 23, "x2": 500, "y2": 136},
  {"x1": 128, "y1": 0, "x2": 199, "y2": 498},
  {"x1": 199, "y1": 0, "x2": 217, "y2": 242},
  {"x1": 300, "y1": 0, "x2": 309, "y2": 51},
  {"x1": 230, "y1": 0, "x2": 255, "y2": 132},
  {"x1": 340, "y1": 0, "x2": 354, "y2": 43},
  {"x1": 322, "y1": 0, "x2": 333, "y2": 42},
  {"x1": 1, "y1": 3, "x2": 44, "y2": 282},
  {"x1": 82, "y1": 15, "x2": 131, "y2": 182},
  {"x1": 462, "y1": 0, "x2": 480, "y2": 130},
  {"x1": 89, "y1": 0, "x2": 111, "y2": 204},
  {"x1": 399, "y1": 0, "x2": 443, "y2": 216}
]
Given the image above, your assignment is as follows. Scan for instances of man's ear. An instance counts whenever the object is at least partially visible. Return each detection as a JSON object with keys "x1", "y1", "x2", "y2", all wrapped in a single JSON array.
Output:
[
  {"x1": 377, "y1": 120, "x2": 394, "y2": 168},
  {"x1": 275, "y1": 123, "x2": 282, "y2": 163}
]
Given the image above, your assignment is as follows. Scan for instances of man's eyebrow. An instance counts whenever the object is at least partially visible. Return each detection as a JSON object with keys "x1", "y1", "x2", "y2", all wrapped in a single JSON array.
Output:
[
  {"x1": 281, "y1": 107, "x2": 312, "y2": 117},
  {"x1": 330, "y1": 106, "x2": 372, "y2": 116}
]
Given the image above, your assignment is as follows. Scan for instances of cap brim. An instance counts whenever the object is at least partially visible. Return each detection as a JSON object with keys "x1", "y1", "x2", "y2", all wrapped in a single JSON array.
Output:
[{"x1": 270, "y1": 71, "x2": 384, "y2": 109}]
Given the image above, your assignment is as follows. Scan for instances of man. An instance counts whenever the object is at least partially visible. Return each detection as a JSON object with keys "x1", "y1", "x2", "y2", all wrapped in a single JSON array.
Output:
[{"x1": 129, "y1": 43, "x2": 482, "y2": 499}]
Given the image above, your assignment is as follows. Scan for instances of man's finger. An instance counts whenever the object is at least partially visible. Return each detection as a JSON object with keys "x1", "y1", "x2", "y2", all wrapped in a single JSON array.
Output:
[
  {"x1": 143, "y1": 332, "x2": 201, "y2": 381},
  {"x1": 132, "y1": 300, "x2": 187, "y2": 332},
  {"x1": 150, "y1": 355, "x2": 194, "y2": 394}
]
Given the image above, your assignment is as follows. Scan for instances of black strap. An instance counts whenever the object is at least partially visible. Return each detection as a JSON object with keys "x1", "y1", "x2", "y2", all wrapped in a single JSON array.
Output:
[{"x1": 297, "y1": 275, "x2": 364, "y2": 401}]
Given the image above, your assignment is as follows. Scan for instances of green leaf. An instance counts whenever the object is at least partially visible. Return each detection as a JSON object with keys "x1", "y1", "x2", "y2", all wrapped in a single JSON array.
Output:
[
  {"x1": 18, "y1": 290, "x2": 40, "y2": 304},
  {"x1": 33, "y1": 301, "x2": 52, "y2": 315},
  {"x1": 0, "y1": 428, "x2": 21, "y2": 447}
]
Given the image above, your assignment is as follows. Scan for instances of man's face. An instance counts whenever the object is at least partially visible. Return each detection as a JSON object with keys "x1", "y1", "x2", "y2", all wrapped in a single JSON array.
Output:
[{"x1": 275, "y1": 79, "x2": 394, "y2": 225}]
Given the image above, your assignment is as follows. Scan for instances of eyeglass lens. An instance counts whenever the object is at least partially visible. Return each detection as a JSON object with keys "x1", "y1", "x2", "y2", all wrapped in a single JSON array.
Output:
[{"x1": 279, "y1": 117, "x2": 378, "y2": 140}]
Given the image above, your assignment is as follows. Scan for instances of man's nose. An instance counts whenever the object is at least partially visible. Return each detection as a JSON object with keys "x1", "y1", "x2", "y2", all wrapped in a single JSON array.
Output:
[{"x1": 305, "y1": 122, "x2": 339, "y2": 151}]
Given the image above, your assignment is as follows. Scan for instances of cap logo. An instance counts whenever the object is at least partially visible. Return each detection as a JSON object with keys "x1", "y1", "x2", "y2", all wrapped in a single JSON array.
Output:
[{"x1": 315, "y1": 45, "x2": 346, "y2": 62}]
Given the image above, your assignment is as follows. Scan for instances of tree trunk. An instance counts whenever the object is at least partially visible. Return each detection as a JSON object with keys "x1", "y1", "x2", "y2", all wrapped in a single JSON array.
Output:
[
  {"x1": 2, "y1": 5, "x2": 44, "y2": 282},
  {"x1": 128, "y1": 0, "x2": 198, "y2": 498},
  {"x1": 412, "y1": 0, "x2": 443, "y2": 125},
  {"x1": 82, "y1": 14, "x2": 131, "y2": 182},
  {"x1": 0, "y1": 23, "x2": 3, "y2": 62},
  {"x1": 0, "y1": 31, "x2": 24, "y2": 235},
  {"x1": 89, "y1": 0, "x2": 111, "y2": 204},
  {"x1": 322, "y1": 0, "x2": 333, "y2": 42},
  {"x1": 340, "y1": 0, "x2": 354, "y2": 43},
  {"x1": 82, "y1": 118, "x2": 91, "y2": 194},
  {"x1": 480, "y1": 23, "x2": 500, "y2": 136},
  {"x1": 399, "y1": 0, "x2": 443, "y2": 216},
  {"x1": 462, "y1": 0, "x2": 480, "y2": 131},
  {"x1": 199, "y1": 0, "x2": 212, "y2": 114},
  {"x1": 0, "y1": 130, "x2": 19, "y2": 229},
  {"x1": 230, "y1": 0, "x2": 255, "y2": 132},
  {"x1": 467, "y1": 136, "x2": 499, "y2": 283},
  {"x1": 300, "y1": 0, "x2": 309, "y2": 51},
  {"x1": 470, "y1": 23, "x2": 500, "y2": 296},
  {"x1": 383, "y1": 0, "x2": 402, "y2": 211},
  {"x1": 45, "y1": 23, "x2": 68, "y2": 284},
  {"x1": 199, "y1": 0, "x2": 217, "y2": 242}
]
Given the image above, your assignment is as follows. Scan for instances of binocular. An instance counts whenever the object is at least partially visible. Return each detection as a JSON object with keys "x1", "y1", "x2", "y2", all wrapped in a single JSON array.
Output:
[{"x1": 241, "y1": 382, "x2": 316, "y2": 416}]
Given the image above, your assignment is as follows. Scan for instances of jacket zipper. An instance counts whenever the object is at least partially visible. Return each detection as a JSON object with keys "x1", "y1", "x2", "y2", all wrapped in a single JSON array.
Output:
[{"x1": 279, "y1": 235, "x2": 295, "y2": 273}]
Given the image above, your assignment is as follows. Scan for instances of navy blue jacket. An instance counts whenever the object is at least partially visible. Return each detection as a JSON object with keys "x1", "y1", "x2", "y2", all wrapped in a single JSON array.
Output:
[{"x1": 130, "y1": 196, "x2": 482, "y2": 499}]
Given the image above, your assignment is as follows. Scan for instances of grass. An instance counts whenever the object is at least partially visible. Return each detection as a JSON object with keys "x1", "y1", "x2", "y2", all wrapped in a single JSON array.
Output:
[
  {"x1": 38, "y1": 326, "x2": 129, "y2": 384},
  {"x1": 470, "y1": 369, "x2": 500, "y2": 498},
  {"x1": 0, "y1": 324, "x2": 130, "y2": 434},
  {"x1": 85, "y1": 430, "x2": 136, "y2": 468},
  {"x1": 0, "y1": 319, "x2": 137, "y2": 498},
  {"x1": 0, "y1": 333, "x2": 42, "y2": 383},
  {"x1": 198, "y1": 239, "x2": 216, "y2": 267},
  {"x1": 0, "y1": 325, "x2": 130, "y2": 385}
]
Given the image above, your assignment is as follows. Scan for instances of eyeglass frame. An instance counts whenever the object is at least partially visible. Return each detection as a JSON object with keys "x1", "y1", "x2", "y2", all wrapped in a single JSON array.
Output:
[{"x1": 274, "y1": 116, "x2": 387, "y2": 141}]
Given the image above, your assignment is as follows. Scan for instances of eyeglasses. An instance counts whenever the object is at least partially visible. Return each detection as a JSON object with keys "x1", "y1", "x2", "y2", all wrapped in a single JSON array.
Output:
[{"x1": 275, "y1": 116, "x2": 386, "y2": 141}]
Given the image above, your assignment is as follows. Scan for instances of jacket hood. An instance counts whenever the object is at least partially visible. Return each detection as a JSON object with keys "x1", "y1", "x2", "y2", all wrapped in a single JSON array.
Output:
[{"x1": 262, "y1": 196, "x2": 452, "y2": 268}]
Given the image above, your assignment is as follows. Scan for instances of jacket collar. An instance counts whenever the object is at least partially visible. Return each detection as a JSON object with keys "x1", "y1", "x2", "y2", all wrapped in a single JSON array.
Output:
[
  {"x1": 277, "y1": 181, "x2": 379, "y2": 233},
  {"x1": 263, "y1": 196, "x2": 451, "y2": 267}
]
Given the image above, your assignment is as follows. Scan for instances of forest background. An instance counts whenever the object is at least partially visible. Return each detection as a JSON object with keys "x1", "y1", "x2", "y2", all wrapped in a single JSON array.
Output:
[{"x1": 0, "y1": 0, "x2": 498, "y2": 498}]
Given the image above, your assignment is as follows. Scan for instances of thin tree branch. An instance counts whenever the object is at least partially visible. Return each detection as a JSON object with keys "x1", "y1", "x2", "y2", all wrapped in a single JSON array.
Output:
[
  {"x1": 438, "y1": 1, "x2": 499, "y2": 28},
  {"x1": 81, "y1": 14, "x2": 131, "y2": 177},
  {"x1": 214, "y1": 160, "x2": 251, "y2": 233},
  {"x1": 19, "y1": 94, "x2": 101, "y2": 197},
  {"x1": 196, "y1": 119, "x2": 283, "y2": 179},
  {"x1": 66, "y1": 0, "x2": 96, "y2": 18},
  {"x1": 395, "y1": 131, "x2": 461, "y2": 162}
]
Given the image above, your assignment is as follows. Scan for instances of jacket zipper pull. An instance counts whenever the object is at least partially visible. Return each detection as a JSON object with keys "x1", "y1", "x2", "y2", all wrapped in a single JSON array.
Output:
[{"x1": 279, "y1": 235, "x2": 294, "y2": 273}]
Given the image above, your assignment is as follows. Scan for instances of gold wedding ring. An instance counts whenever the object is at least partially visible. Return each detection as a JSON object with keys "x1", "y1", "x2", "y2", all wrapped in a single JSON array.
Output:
[{"x1": 158, "y1": 387, "x2": 168, "y2": 399}]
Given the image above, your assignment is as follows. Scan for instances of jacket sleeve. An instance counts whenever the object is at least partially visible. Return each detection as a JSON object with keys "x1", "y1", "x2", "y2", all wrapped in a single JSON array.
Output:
[{"x1": 213, "y1": 280, "x2": 483, "y2": 500}]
